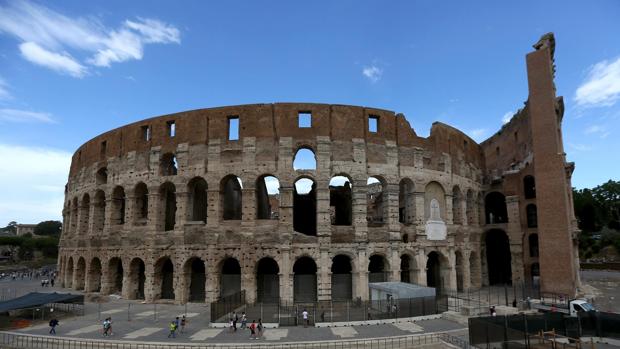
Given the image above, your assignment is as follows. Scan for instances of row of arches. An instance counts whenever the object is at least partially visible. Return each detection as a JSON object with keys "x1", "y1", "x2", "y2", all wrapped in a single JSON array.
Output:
[{"x1": 65, "y1": 174, "x2": 489, "y2": 236}]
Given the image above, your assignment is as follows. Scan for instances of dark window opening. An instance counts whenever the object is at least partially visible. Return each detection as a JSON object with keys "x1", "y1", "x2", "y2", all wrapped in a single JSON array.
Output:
[
  {"x1": 329, "y1": 176, "x2": 352, "y2": 225},
  {"x1": 452, "y1": 187, "x2": 463, "y2": 225},
  {"x1": 369, "y1": 115, "x2": 379, "y2": 133},
  {"x1": 529, "y1": 233, "x2": 539, "y2": 257},
  {"x1": 485, "y1": 229, "x2": 512, "y2": 285},
  {"x1": 496, "y1": 146, "x2": 500, "y2": 156},
  {"x1": 189, "y1": 177, "x2": 208, "y2": 223},
  {"x1": 158, "y1": 258, "x2": 174, "y2": 300},
  {"x1": 401, "y1": 255, "x2": 412, "y2": 284},
  {"x1": 160, "y1": 153, "x2": 178, "y2": 176},
  {"x1": 298, "y1": 112, "x2": 312, "y2": 128},
  {"x1": 426, "y1": 252, "x2": 441, "y2": 289},
  {"x1": 523, "y1": 176, "x2": 536, "y2": 199},
  {"x1": 526, "y1": 204, "x2": 538, "y2": 228},
  {"x1": 228, "y1": 116, "x2": 239, "y2": 141},
  {"x1": 368, "y1": 255, "x2": 387, "y2": 282},
  {"x1": 111, "y1": 186, "x2": 126, "y2": 225},
  {"x1": 257, "y1": 258, "x2": 280, "y2": 303},
  {"x1": 485, "y1": 192, "x2": 508, "y2": 224},
  {"x1": 399, "y1": 179, "x2": 415, "y2": 224},
  {"x1": 141, "y1": 126, "x2": 151, "y2": 141},
  {"x1": 293, "y1": 257, "x2": 317, "y2": 302},
  {"x1": 100, "y1": 141, "x2": 107, "y2": 158},
  {"x1": 96, "y1": 167, "x2": 108, "y2": 185},
  {"x1": 221, "y1": 258, "x2": 241, "y2": 298},
  {"x1": 331, "y1": 255, "x2": 352, "y2": 300},
  {"x1": 167, "y1": 121, "x2": 176, "y2": 137},
  {"x1": 222, "y1": 176, "x2": 242, "y2": 220},
  {"x1": 161, "y1": 182, "x2": 176, "y2": 231},
  {"x1": 293, "y1": 178, "x2": 316, "y2": 235},
  {"x1": 367, "y1": 177, "x2": 385, "y2": 226},
  {"x1": 134, "y1": 183, "x2": 149, "y2": 223},
  {"x1": 256, "y1": 175, "x2": 280, "y2": 220}
]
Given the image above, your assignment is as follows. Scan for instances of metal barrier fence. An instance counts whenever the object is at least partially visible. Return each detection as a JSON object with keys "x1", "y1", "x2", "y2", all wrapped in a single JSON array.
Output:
[
  {"x1": 0, "y1": 331, "x2": 447, "y2": 349},
  {"x1": 469, "y1": 311, "x2": 620, "y2": 348},
  {"x1": 440, "y1": 282, "x2": 541, "y2": 315},
  {"x1": 211, "y1": 294, "x2": 440, "y2": 325}
]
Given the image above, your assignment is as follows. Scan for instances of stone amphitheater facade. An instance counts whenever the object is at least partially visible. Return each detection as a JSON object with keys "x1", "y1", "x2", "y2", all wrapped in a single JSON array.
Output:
[{"x1": 57, "y1": 33, "x2": 581, "y2": 304}]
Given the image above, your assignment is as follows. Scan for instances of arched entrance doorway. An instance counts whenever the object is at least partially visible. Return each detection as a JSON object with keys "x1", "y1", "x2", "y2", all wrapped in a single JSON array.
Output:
[
  {"x1": 220, "y1": 258, "x2": 241, "y2": 298},
  {"x1": 400, "y1": 254, "x2": 413, "y2": 284},
  {"x1": 368, "y1": 255, "x2": 388, "y2": 283},
  {"x1": 65, "y1": 257, "x2": 74, "y2": 288},
  {"x1": 185, "y1": 258, "x2": 206, "y2": 302},
  {"x1": 484, "y1": 229, "x2": 512, "y2": 285},
  {"x1": 455, "y1": 251, "x2": 464, "y2": 291},
  {"x1": 426, "y1": 252, "x2": 442, "y2": 290},
  {"x1": 128, "y1": 258, "x2": 145, "y2": 300},
  {"x1": 75, "y1": 257, "x2": 86, "y2": 290},
  {"x1": 256, "y1": 258, "x2": 279, "y2": 303},
  {"x1": 155, "y1": 257, "x2": 175, "y2": 300},
  {"x1": 87, "y1": 258, "x2": 102, "y2": 292},
  {"x1": 293, "y1": 257, "x2": 317, "y2": 302},
  {"x1": 108, "y1": 257, "x2": 123, "y2": 294},
  {"x1": 331, "y1": 255, "x2": 353, "y2": 300}
]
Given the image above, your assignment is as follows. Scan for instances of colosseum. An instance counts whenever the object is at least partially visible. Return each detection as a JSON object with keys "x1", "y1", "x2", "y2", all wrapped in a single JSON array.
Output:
[{"x1": 57, "y1": 33, "x2": 580, "y2": 305}]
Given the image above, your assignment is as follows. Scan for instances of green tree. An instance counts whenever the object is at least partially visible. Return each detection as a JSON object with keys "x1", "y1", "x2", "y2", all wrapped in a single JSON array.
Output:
[{"x1": 33, "y1": 220, "x2": 62, "y2": 236}]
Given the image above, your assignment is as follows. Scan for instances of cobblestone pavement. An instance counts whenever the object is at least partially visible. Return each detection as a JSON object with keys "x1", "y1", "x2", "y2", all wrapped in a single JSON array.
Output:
[{"x1": 581, "y1": 270, "x2": 620, "y2": 313}]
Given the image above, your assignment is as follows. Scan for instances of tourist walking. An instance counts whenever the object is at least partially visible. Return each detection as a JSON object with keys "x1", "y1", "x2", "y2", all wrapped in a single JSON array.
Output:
[
  {"x1": 302, "y1": 308, "x2": 309, "y2": 327},
  {"x1": 102, "y1": 318, "x2": 111, "y2": 336},
  {"x1": 241, "y1": 312, "x2": 247, "y2": 329},
  {"x1": 232, "y1": 311, "x2": 238, "y2": 331},
  {"x1": 228, "y1": 318, "x2": 234, "y2": 333},
  {"x1": 167, "y1": 320, "x2": 177, "y2": 338},
  {"x1": 249, "y1": 320, "x2": 257, "y2": 339},
  {"x1": 257, "y1": 318, "x2": 263, "y2": 338},
  {"x1": 180, "y1": 315, "x2": 186, "y2": 333},
  {"x1": 49, "y1": 318, "x2": 59, "y2": 335}
]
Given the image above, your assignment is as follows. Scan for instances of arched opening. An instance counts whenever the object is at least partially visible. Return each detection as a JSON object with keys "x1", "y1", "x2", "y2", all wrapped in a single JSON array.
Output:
[
  {"x1": 93, "y1": 190, "x2": 106, "y2": 233},
  {"x1": 185, "y1": 258, "x2": 206, "y2": 302},
  {"x1": 426, "y1": 251, "x2": 442, "y2": 290},
  {"x1": 71, "y1": 197, "x2": 79, "y2": 233},
  {"x1": 188, "y1": 177, "x2": 208, "y2": 223},
  {"x1": 485, "y1": 192, "x2": 508, "y2": 224},
  {"x1": 529, "y1": 233, "x2": 539, "y2": 258},
  {"x1": 484, "y1": 229, "x2": 512, "y2": 285},
  {"x1": 111, "y1": 186, "x2": 126, "y2": 225},
  {"x1": 466, "y1": 190, "x2": 476, "y2": 225},
  {"x1": 524, "y1": 176, "x2": 536, "y2": 199},
  {"x1": 293, "y1": 257, "x2": 317, "y2": 302},
  {"x1": 293, "y1": 148, "x2": 317, "y2": 170},
  {"x1": 452, "y1": 186, "x2": 463, "y2": 224},
  {"x1": 79, "y1": 194, "x2": 90, "y2": 235},
  {"x1": 221, "y1": 175, "x2": 242, "y2": 220},
  {"x1": 108, "y1": 257, "x2": 123, "y2": 294},
  {"x1": 96, "y1": 167, "x2": 108, "y2": 185},
  {"x1": 155, "y1": 257, "x2": 175, "y2": 300},
  {"x1": 526, "y1": 204, "x2": 538, "y2": 228},
  {"x1": 160, "y1": 182, "x2": 176, "y2": 231},
  {"x1": 127, "y1": 258, "x2": 145, "y2": 300},
  {"x1": 367, "y1": 177, "x2": 386, "y2": 226},
  {"x1": 256, "y1": 175, "x2": 280, "y2": 220},
  {"x1": 329, "y1": 176, "x2": 352, "y2": 225},
  {"x1": 399, "y1": 179, "x2": 415, "y2": 224},
  {"x1": 75, "y1": 257, "x2": 86, "y2": 290},
  {"x1": 293, "y1": 178, "x2": 316, "y2": 235},
  {"x1": 331, "y1": 255, "x2": 353, "y2": 300},
  {"x1": 134, "y1": 183, "x2": 149, "y2": 224},
  {"x1": 256, "y1": 258, "x2": 280, "y2": 303},
  {"x1": 455, "y1": 251, "x2": 464, "y2": 291},
  {"x1": 65, "y1": 257, "x2": 74, "y2": 288},
  {"x1": 425, "y1": 181, "x2": 446, "y2": 222},
  {"x1": 220, "y1": 258, "x2": 241, "y2": 298},
  {"x1": 160, "y1": 153, "x2": 178, "y2": 176},
  {"x1": 368, "y1": 254, "x2": 388, "y2": 282},
  {"x1": 400, "y1": 254, "x2": 413, "y2": 284},
  {"x1": 87, "y1": 258, "x2": 102, "y2": 292}
]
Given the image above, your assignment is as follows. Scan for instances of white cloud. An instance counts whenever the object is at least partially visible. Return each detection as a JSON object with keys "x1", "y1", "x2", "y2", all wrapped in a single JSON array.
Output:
[
  {"x1": 0, "y1": 108, "x2": 55, "y2": 123},
  {"x1": 575, "y1": 57, "x2": 620, "y2": 108},
  {"x1": 502, "y1": 111, "x2": 513, "y2": 124},
  {"x1": 584, "y1": 125, "x2": 603, "y2": 134},
  {"x1": 20, "y1": 41, "x2": 87, "y2": 77},
  {"x1": 468, "y1": 128, "x2": 489, "y2": 143},
  {"x1": 0, "y1": 143, "x2": 71, "y2": 224},
  {"x1": 362, "y1": 65, "x2": 383, "y2": 83},
  {"x1": 0, "y1": 77, "x2": 11, "y2": 100},
  {"x1": 584, "y1": 124, "x2": 612, "y2": 139},
  {"x1": 568, "y1": 143, "x2": 593, "y2": 152},
  {"x1": 0, "y1": 1, "x2": 181, "y2": 77}
]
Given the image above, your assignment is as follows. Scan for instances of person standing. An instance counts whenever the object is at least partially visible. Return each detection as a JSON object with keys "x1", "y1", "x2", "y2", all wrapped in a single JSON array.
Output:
[
  {"x1": 249, "y1": 320, "x2": 256, "y2": 339},
  {"x1": 241, "y1": 312, "x2": 247, "y2": 329},
  {"x1": 257, "y1": 318, "x2": 263, "y2": 338},
  {"x1": 302, "y1": 308, "x2": 309, "y2": 328},
  {"x1": 180, "y1": 315, "x2": 186, "y2": 334},
  {"x1": 49, "y1": 318, "x2": 59, "y2": 335},
  {"x1": 232, "y1": 312, "x2": 238, "y2": 331}
]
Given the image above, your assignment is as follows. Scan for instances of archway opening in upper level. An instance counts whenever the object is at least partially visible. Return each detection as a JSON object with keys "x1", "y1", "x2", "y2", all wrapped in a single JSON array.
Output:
[
  {"x1": 399, "y1": 179, "x2": 415, "y2": 224},
  {"x1": 221, "y1": 175, "x2": 242, "y2": 220},
  {"x1": 160, "y1": 153, "x2": 178, "y2": 176},
  {"x1": 330, "y1": 175, "x2": 352, "y2": 226},
  {"x1": 188, "y1": 177, "x2": 208, "y2": 223},
  {"x1": 293, "y1": 148, "x2": 316, "y2": 171},
  {"x1": 485, "y1": 192, "x2": 507, "y2": 224},
  {"x1": 256, "y1": 175, "x2": 280, "y2": 220},
  {"x1": 293, "y1": 178, "x2": 316, "y2": 235},
  {"x1": 524, "y1": 175, "x2": 536, "y2": 199},
  {"x1": 367, "y1": 177, "x2": 386, "y2": 226}
]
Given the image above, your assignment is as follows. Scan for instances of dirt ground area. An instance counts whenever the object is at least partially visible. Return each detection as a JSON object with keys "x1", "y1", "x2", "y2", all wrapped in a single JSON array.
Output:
[{"x1": 581, "y1": 269, "x2": 620, "y2": 313}]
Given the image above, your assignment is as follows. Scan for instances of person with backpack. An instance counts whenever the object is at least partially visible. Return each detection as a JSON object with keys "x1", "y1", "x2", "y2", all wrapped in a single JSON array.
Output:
[
  {"x1": 249, "y1": 320, "x2": 257, "y2": 339},
  {"x1": 102, "y1": 318, "x2": 110, "y2": 337},
  {"x1": 49, "y1": 318, "x2": 59, "y2": 335}
]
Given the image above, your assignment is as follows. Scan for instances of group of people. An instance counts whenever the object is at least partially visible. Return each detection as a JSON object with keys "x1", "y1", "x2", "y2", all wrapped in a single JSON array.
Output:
[
  {"x1": 228, "y1": 312, "x2": 264, "y2": 339},
  {"x1": 167, "y1": 316, "x2": 187, "y2": 338},
  {"x1": 2, "y1": 268, "x2": 56, "y2": 281}
]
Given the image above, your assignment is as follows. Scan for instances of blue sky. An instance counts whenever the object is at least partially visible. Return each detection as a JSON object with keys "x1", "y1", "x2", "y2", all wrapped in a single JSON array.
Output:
[{"x1": 0, "y1": 0, "x2": 619, "y2": 224}]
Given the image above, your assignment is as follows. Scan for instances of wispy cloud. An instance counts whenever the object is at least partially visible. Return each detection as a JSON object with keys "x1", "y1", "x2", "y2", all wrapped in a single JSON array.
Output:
[
  {"x1": 362, "y1": 65, "x2": 383, "y2": 83},
  {"x1": 468, "y1": 128, "x2": 488, "y2": 143},
  {"x1": 501, "y1": 111, "x2": 513, "y2": 124},
  {"x1": 568, "y1": 143, "x2": 593, "y2": 152},
  {"x1": 0, "y1": 77, "x2": 11, "y2": 100},
  {"x1": 584, "y1": 124, "x2": 611, "y2": 139},
  {"x1": 575, "y1": 57, "x2": 620, "y2": 108},
  {"x1": 0, "y1": 108, "x2": 55, "y2": 123},
  {"x1": 20, "y1": 42, "x2": 86, "y2": 77},
  {"x1": 0, "y1": 1, "x2": 181, "y2": 77},
  {"x1": 0, "y1": 143, "x2": 71, "y2": 223}
]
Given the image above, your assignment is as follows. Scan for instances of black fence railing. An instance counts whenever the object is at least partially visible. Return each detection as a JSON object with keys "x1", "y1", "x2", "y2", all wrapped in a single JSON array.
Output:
[
  {"x1": 469, "y1": 311, "x2": 620, "y2": 348},
  {"x1": 439, "y1": 282, "x2": 541, "y2": 315},
  {"x1": 210, "y1": 295, "x2": 442, "y2": 326}
]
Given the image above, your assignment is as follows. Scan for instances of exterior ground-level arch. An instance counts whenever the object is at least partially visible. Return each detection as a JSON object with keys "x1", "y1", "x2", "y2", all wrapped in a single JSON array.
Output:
[
  {"x1": 154, "y1": 257, "x2": 175, "y2": 300},
  {"x1": 293, "y1": 256, "x2": 317, "y2": 302},
  {"x1": 331, "y1": 254, "x2": 353, "y2": 300},
  {"x1": 127, "y1": 258, "x2": 146, "y2": 300},
  {"x1": 87, "y1": 257, "x2": 102, "y2": 292},
  {"x1": 482, "y1": 229, "x2": 512, "y2": 285},
  {"x1": 184, "y1": 257, "x2": 206, "y2": 302},
  {"x1": 256, "y1": 257, "x2": 279, "y2": 303}
]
